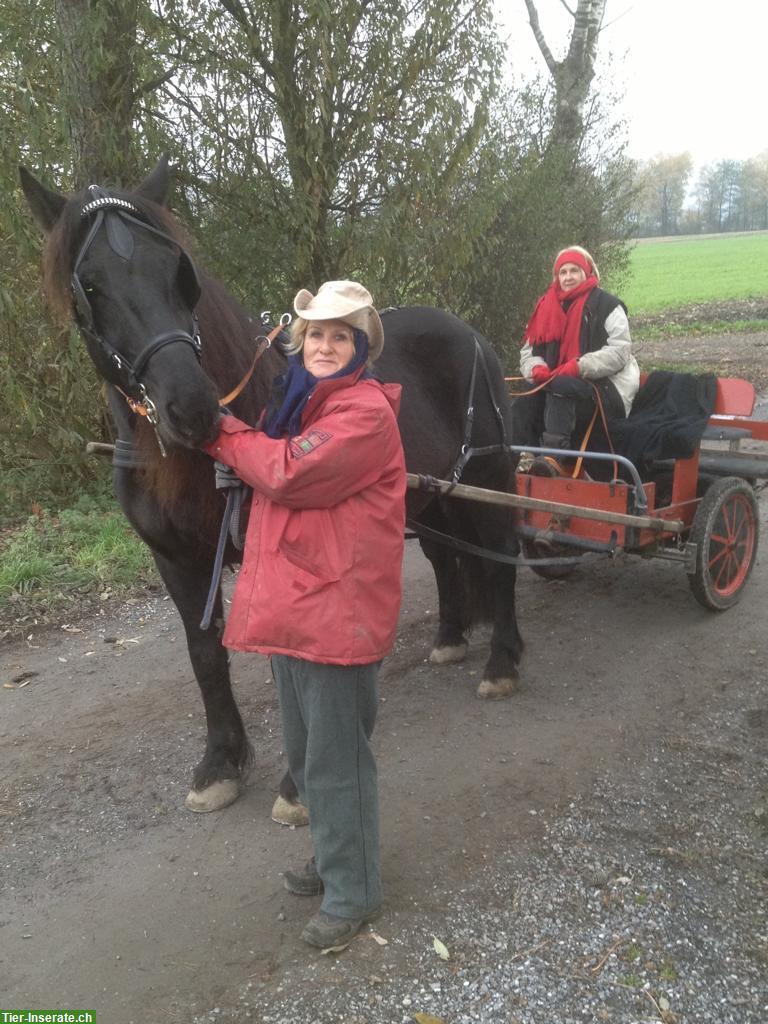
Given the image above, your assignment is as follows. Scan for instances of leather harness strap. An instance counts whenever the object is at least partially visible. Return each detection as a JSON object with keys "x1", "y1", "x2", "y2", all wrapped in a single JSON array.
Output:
[{"x1": 217, "y1": 321, "x2": 286, "y2": 407}]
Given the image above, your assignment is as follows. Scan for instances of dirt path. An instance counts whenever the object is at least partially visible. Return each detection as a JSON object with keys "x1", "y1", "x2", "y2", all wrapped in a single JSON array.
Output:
[{"x1": 632, "y1": 300, "x2": 768, "y2": 390}]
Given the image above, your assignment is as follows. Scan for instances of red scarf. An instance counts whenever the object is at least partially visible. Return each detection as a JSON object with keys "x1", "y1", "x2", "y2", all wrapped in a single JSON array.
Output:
[{"x1": 523, "y1": 275, "x2": 598, "y2": 365}]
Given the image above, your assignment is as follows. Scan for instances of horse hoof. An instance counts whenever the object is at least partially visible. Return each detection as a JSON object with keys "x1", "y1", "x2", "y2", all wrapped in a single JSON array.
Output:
[
  {"x1": 185, "y1": 779, "x2": 240, "y2": 813},
  {"x1": 429, "y1": 643, "x2": 468, "y2": 665},
  {"x1": 476, "y1": 676, "x2": 519, "y2": 700},
  {"x1": 271, "y1": 794, "x2": 309, "y2": 827}
]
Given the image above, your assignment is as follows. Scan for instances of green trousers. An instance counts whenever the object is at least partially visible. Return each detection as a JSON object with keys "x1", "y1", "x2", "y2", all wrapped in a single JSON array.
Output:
[{"x1": 271, "y1": 655, "x2": 382, "y2": 919}]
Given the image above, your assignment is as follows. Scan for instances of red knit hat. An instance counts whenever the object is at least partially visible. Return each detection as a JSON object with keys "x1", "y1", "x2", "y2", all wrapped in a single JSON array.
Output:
[{"x1": 553, "y1": 248, "x2": 593, "y2": 280}]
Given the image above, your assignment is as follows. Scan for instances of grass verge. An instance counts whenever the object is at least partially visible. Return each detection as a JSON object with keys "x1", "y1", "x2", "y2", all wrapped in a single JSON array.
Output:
[
  {"x1": 0, "y1": 490, "x2": 157, "y2": 630},
  {"x1": 633, "y1": 318, "x2": 768, "y2": 342}
]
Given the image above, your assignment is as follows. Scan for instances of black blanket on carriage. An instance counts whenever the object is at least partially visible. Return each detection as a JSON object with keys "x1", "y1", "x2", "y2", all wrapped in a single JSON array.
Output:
[{"x1": 611, "y1": 370, "x2": 717, "y2": 468}]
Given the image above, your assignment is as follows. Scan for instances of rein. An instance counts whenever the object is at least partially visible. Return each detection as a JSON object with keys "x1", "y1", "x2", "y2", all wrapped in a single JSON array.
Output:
[
  {"x1": 507, "y1": 372, "x2": 619, "y2": 480},
  {"x1": 443, "y1": 336, "x2": 510, "y2": 490},
  {"x1": 217, "y1": 314, "x2": 291, "y2": 407}
]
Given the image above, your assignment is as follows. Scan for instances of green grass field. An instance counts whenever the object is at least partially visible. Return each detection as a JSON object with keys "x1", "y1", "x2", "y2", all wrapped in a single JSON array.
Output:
[{"x1": 605, "y1": 232, "x2": 768, "y2": 315}]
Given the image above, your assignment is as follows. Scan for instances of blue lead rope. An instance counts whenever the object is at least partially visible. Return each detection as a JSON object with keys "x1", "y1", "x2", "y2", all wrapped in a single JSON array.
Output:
[{"x1": 200, "y1": 474, "x2": 247, "y2": 630}]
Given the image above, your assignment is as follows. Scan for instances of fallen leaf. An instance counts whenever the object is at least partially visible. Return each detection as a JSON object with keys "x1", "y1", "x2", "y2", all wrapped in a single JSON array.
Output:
[
  {"x1": 432, "y1": 936, "x2": 450, "y2": 960},
  {"x1": 413, "y1": 1014, "x2": 447, "y2": 1024},
  {"x1": 12, "y1": 671, "x2": 38, "y2": 684},
  {"x1": 370, "y1": 931, "x2": 388, "y2": 946},
  {"x1": 319, "y1": 943, "x2": 350, "y2": 955}
]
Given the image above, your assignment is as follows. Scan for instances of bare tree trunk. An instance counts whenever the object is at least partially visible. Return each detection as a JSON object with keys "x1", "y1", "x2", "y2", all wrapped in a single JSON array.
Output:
[
  {"x1": 523, "y1": 0, "x2": 606, "y2": 152},
  {"x1": 56, "y1": 0, "x2": 140, "y2": 188}
]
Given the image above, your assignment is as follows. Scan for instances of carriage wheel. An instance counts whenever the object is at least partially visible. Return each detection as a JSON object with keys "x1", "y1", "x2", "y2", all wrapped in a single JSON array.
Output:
[
  {"x1": 522, "y1": 538, "x2": 578, "y2": 580},
  {"x1": 687, "y1": 477, "x2": 759, "y2": 611}
]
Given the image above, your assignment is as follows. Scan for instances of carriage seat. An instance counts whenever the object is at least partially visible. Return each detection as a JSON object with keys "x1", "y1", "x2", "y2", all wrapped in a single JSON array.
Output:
[{"x1": 701, "y1": 376, "x2": 755, "y2": 441}]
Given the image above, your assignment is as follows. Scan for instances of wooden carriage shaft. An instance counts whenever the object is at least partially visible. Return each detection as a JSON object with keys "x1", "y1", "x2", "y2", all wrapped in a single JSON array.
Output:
[
  {"x1": 87, "y1": 443, "x2": 683, "y2": 534},
  {"x1": 407, "y1": 474, "x2": 685, "y2": 533}
]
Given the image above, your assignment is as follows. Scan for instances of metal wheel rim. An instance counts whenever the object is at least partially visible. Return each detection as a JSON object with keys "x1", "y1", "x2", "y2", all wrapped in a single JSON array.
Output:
[{"x1": 706, "y1": 491, "x2": 757, "y2": 598}]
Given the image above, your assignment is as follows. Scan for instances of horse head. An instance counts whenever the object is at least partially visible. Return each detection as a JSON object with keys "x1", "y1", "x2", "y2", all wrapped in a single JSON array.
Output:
[{"x1": 20, "y1": 157, "x2": 222, "y2": 450}]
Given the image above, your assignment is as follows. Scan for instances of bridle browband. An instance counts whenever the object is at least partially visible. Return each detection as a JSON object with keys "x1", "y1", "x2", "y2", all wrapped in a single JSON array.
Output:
[{"x1": 71, "y1": 185, "x2": 203, "y2": 430}]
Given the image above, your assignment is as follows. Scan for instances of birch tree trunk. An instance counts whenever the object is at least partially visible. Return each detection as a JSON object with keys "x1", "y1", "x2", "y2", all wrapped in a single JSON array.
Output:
[{"x1": 523, "y1": 0, "x2": 606, "y2": 152}]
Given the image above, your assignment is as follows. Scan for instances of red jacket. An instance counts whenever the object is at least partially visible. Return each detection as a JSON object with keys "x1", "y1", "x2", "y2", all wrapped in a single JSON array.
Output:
[{"x1": 204, "y1": 371, "x2": 406, "y2": 664}]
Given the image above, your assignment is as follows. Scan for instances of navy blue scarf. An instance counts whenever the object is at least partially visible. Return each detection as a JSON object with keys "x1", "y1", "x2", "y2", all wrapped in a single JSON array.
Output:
[{"x1": 263, "y1": 329, "x2": 372, "y2": 439}]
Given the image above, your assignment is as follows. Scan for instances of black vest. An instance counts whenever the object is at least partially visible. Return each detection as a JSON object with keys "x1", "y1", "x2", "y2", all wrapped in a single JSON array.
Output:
[{"x1": 536, "y1": 288, "x2": 626, "y2": 370}]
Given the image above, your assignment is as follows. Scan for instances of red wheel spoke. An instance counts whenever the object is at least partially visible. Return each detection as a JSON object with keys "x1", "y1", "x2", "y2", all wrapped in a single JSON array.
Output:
[
  {"x1": 721, "y1": 503, "x2": 733, "y2": 539},
  {"x1": 732, "y1": 514, "x2": 749, "y2": 544},
  {"x1": 729, "y1": 503, "x2": 745, "y2": 542},
  {"x1": 726, "y1": 552, "x2": 739, "y2": 585},
  {"x1": 714, "y1": 556, "x2": 732, "y2": 589},
  {"x1": 708, "y1": 545, "x2": 728, "y2": 571}
]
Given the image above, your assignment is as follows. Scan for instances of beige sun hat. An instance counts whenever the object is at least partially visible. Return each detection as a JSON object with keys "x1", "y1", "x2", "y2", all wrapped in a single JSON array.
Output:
[{"x1": 293, "y1": 280, "x2": 385, "y2": 361}]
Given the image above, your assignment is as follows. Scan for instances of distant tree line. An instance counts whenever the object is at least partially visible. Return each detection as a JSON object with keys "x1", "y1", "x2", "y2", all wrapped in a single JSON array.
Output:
[
  {"x1": 632, "y1": 151, "x2": 768, "y2": 237},
  {"x1": 1, "y1": 0, "x2": 632, "y2": 505}
]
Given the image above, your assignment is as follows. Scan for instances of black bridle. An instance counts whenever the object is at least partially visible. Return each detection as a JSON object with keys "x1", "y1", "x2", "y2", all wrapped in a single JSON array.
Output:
[{"x1": 71, "y1": 186, "x2": 203, "y2": 421}]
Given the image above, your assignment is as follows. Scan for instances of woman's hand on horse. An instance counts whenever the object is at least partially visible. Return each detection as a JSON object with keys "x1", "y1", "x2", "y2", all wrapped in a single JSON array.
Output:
[{"x1": 531, "y1": 364, "x2": 552, "y2": 384}]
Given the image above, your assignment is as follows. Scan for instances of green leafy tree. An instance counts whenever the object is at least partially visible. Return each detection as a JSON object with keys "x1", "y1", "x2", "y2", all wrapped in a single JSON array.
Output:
[{"x1": 150, "y1": 0, "x2": 501, "y2": 298}]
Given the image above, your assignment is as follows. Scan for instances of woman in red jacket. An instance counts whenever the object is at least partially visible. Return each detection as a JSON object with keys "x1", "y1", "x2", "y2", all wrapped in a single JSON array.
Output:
[{"x1": 204, "y1": 281, "x2": 406, "y2": 948}]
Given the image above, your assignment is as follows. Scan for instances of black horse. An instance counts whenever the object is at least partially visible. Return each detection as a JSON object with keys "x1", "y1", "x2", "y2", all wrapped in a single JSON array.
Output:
[{"x1": 20, "y1": 158, "x2": 523, "y2": 819}]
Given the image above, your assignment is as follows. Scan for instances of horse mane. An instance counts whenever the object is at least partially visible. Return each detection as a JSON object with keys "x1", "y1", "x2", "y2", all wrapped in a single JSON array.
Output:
[{"x1": 42, "y1": 183, "x2": 286, "y2": 526}]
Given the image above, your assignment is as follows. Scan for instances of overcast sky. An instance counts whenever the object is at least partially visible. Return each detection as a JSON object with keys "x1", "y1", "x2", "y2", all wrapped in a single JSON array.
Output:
[{"x1": 496, "y1": 0, "x2": 768, "y2": 170}]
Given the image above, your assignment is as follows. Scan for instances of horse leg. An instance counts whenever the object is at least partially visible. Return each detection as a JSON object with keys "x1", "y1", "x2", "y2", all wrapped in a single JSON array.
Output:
[
  {"x1": 469, "y1": 503, "x2": 524, "y2": 700},
  {"x1": 271, "y1": 770, "x2": 309, "y2": 826},
  {"x1": 146, "y1": 551, "x2": 309, "y2": 822},
  {"x1": 417, "y1": 503, "x2": 470, "y2": 665},
  {"x1": 151, "y1": 552, "x2": 256, "y2": 811}
]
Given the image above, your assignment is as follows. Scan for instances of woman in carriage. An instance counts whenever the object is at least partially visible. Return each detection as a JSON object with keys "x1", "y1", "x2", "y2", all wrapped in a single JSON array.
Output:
[{"x1": 513, "y1": 245, "x2": 640, "y2": 474}]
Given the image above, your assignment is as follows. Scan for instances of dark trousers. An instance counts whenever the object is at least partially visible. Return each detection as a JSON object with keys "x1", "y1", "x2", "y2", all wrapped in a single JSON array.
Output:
[
  {"x1": 511, "y1": 376, "x2": 625, "y2": 450},
  {"x1": 271, "y1": 655, "x2": 382, "y2": 919}
]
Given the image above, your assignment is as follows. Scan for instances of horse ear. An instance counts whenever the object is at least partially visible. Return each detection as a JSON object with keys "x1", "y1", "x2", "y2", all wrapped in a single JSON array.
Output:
[
  {"x1": 19, "y1": 166, "x2": 67, "y2": 234},
  {"x1": 135, "y1": 155, "x2": 171, "y2": 206}
]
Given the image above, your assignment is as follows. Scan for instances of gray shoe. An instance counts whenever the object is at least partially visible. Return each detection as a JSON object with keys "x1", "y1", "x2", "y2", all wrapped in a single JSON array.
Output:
[
  {"x1": 284, "y1": 858, "x2": 324, "y2": 896},
  {"x1": 301, "y1": 906, "x2": 383, "y2": 948},
  {"x1": 516, "y1": 451, "x2": 536, "y2": 472}
]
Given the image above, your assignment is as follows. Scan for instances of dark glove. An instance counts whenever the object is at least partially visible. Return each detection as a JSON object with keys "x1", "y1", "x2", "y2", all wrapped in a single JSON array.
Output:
[
  {"x1": 555, "y1": 359, "x2": 580, "y2": 378},
  {"x1": 531, "y1": 364, "x2": 552, "y2": 384},
  {"x1": 214, "y1": 460, "x2": 243, "y2": 490}
]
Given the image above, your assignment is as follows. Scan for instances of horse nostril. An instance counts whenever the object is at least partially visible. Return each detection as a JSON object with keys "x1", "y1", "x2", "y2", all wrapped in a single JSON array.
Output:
[
  {"x1": 165, "y1": 400, "x2": 184, "y2": 427},
  {"x1": 165, "y1": 398, "x2": 219, "y2": 446}
]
